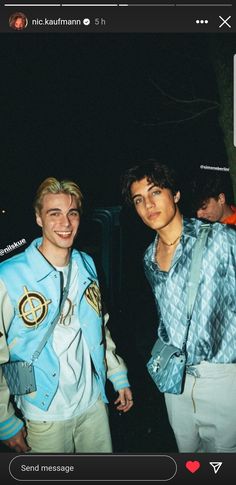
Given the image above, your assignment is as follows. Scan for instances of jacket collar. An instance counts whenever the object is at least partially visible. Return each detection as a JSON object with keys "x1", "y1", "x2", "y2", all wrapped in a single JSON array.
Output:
[
  {"x1": 25, "y1": 238, "x2": 56, "y2": 282},
  {"x1": 25, "y1": 238, "x2": 95, "y2": 285}
]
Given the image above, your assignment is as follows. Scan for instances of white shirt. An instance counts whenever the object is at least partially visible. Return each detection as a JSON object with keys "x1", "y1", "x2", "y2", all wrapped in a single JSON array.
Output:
[{"x1": 18, "y1": 260, "x2": 100, "y2": 421}]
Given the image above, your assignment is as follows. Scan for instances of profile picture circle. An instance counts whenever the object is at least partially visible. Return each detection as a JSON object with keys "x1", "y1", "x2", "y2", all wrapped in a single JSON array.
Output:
[{"x1": 9, "y1": 12, "x2": 28, "y2": 31}]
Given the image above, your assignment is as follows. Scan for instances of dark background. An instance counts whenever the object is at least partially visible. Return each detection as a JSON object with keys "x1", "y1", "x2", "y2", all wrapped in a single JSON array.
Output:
[
  {"x1": 0, "y1": 34, "x2": 229, "y2": 219},
  {"x1": 0, "y1": 33, "x2": 233, "y2": 453}
]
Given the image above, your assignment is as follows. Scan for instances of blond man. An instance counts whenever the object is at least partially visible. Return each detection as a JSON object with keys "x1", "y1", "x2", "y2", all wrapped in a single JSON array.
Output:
[{"x1": 0, "y1": 177, "x2": 133, "y2": 453}]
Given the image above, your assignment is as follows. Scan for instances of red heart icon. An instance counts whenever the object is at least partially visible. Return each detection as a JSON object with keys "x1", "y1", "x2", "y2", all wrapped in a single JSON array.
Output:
[{"x1": 185, "y1": 461, "x2": 201, "y2": 473}]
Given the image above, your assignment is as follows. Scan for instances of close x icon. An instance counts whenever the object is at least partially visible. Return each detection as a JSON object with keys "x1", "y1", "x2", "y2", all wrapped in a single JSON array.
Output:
[{"x1": 219, "y1": 15, "x2": 231, "y2": 28}]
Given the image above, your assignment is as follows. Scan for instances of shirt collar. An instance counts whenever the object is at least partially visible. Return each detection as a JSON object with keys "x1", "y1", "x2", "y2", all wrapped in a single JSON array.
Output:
[{"x1": 145, "y1": 217, "x2": 203, "y2": 265}]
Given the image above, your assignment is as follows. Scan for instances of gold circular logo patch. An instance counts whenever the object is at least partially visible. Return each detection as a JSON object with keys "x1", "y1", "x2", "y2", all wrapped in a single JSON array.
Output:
[{"x1": 18, "y1": 286, "x2": 51, "y2": 328}]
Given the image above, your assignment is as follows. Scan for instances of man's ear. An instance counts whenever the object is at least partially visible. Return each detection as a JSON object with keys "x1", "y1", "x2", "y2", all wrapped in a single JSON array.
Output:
[
  {"x1": 174, "y1": 191, "x2": 181, "y2": 203},
  {"x1": 218, "y1": 193, "x2": 226, "y2": 205},
  {"x1": 36, "y1": 212, "x2": 43, "y2": 228}
]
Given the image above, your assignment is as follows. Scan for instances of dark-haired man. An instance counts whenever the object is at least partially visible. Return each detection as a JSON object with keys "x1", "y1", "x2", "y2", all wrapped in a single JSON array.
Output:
[
  {"x1": 192, "y1": 170, "x2": 236, "y2": 224},
  {"x1": 122, "y1": 161, "x2": 236, "y2": 453}
]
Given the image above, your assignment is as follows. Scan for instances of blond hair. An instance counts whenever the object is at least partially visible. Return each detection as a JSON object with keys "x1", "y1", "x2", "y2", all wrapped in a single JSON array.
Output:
[{"x1": 34, "y1": 177, "x2": 83, "y2": 214}]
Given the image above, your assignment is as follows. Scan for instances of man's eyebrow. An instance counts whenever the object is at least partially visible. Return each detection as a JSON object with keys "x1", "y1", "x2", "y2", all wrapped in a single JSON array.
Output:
[
  {"x1": 46, "y1": 208, "x2": 61, "y2": 213},
  {"x1": 132, "y1": 184, "x2": 159, "y2": 199},
  {"x1": 147, "y1": 184, "x2": 158, "y2": 192},
  {"x1": 46, "y1": 208, "x2": 79, "y2": 214}
]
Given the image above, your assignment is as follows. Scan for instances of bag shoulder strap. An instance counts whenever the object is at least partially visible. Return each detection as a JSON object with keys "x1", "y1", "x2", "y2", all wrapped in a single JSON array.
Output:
[
  {"x1": 187, "y1": 222, "x2": 211, "y2": 319},
  {"x1": 180, "y1": 222, "x2": 211, "y2": 351},
  {"x1": 30, "y1": 258, "x2": 73, "y2": 363}
]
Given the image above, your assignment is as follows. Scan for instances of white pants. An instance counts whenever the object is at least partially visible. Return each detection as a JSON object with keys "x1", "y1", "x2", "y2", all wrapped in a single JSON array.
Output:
[
  {"x1": 25, "y1": 396, "x2": 112, "y2": 453},
  {"x1": 165, "y1": 361, "x2": 236, "y2": 452}
]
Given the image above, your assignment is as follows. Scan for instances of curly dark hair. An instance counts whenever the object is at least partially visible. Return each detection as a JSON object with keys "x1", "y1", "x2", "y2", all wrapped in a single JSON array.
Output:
[
  {"x1": 191, "y1": 169, "x2": 234, "y2": 213},
  {"x1": 121, "y1": 160, "x2": 180, "y2": 205}
]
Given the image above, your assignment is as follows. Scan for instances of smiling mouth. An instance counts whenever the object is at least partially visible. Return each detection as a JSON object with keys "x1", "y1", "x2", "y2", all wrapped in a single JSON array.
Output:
[{"x1": 55, "y1": 231, "x2": 72, "y2": 238}]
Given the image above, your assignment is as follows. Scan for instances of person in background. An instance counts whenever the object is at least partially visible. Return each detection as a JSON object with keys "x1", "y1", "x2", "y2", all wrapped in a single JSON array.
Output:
[
  {"x1": 191, "y1": 169, "x2": 236, "y2": 224},
  {"x1": 0, "y1": 177, "x2": 133, "y2": 453}
]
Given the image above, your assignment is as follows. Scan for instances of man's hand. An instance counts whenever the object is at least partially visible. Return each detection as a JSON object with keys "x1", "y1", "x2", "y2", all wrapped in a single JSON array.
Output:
[
  {"x1": 114, "y1": 387, "x2": 134, "y2": 413},
  {"x1": 2, "y1": 427, "x2": 31, "y2": 453}
]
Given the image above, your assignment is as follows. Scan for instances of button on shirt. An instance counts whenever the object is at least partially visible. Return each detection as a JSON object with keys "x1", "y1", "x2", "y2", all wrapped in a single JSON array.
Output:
[{"x1": 143, "y1": 218, "x2": 236, "y2": 365}]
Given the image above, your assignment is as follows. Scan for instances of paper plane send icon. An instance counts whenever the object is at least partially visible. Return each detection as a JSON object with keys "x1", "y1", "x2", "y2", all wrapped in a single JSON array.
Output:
[{"x1": 209, "y1": 462, "x2": 222, "y2": 474}]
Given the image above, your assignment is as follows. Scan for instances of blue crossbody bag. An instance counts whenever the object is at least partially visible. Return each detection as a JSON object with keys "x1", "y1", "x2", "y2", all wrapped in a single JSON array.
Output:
[
  {"x1": 1, "y1": 259, "x2": 72, "y2": 395},
  {"x1": 147, "y1": 223, "x2": 210, "y2": 394}
]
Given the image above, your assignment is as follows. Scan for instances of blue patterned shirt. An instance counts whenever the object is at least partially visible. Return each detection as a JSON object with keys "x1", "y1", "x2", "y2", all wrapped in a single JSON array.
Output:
[{"x1": 144, "y1": 218, "x2": 236, "y2": 364}]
